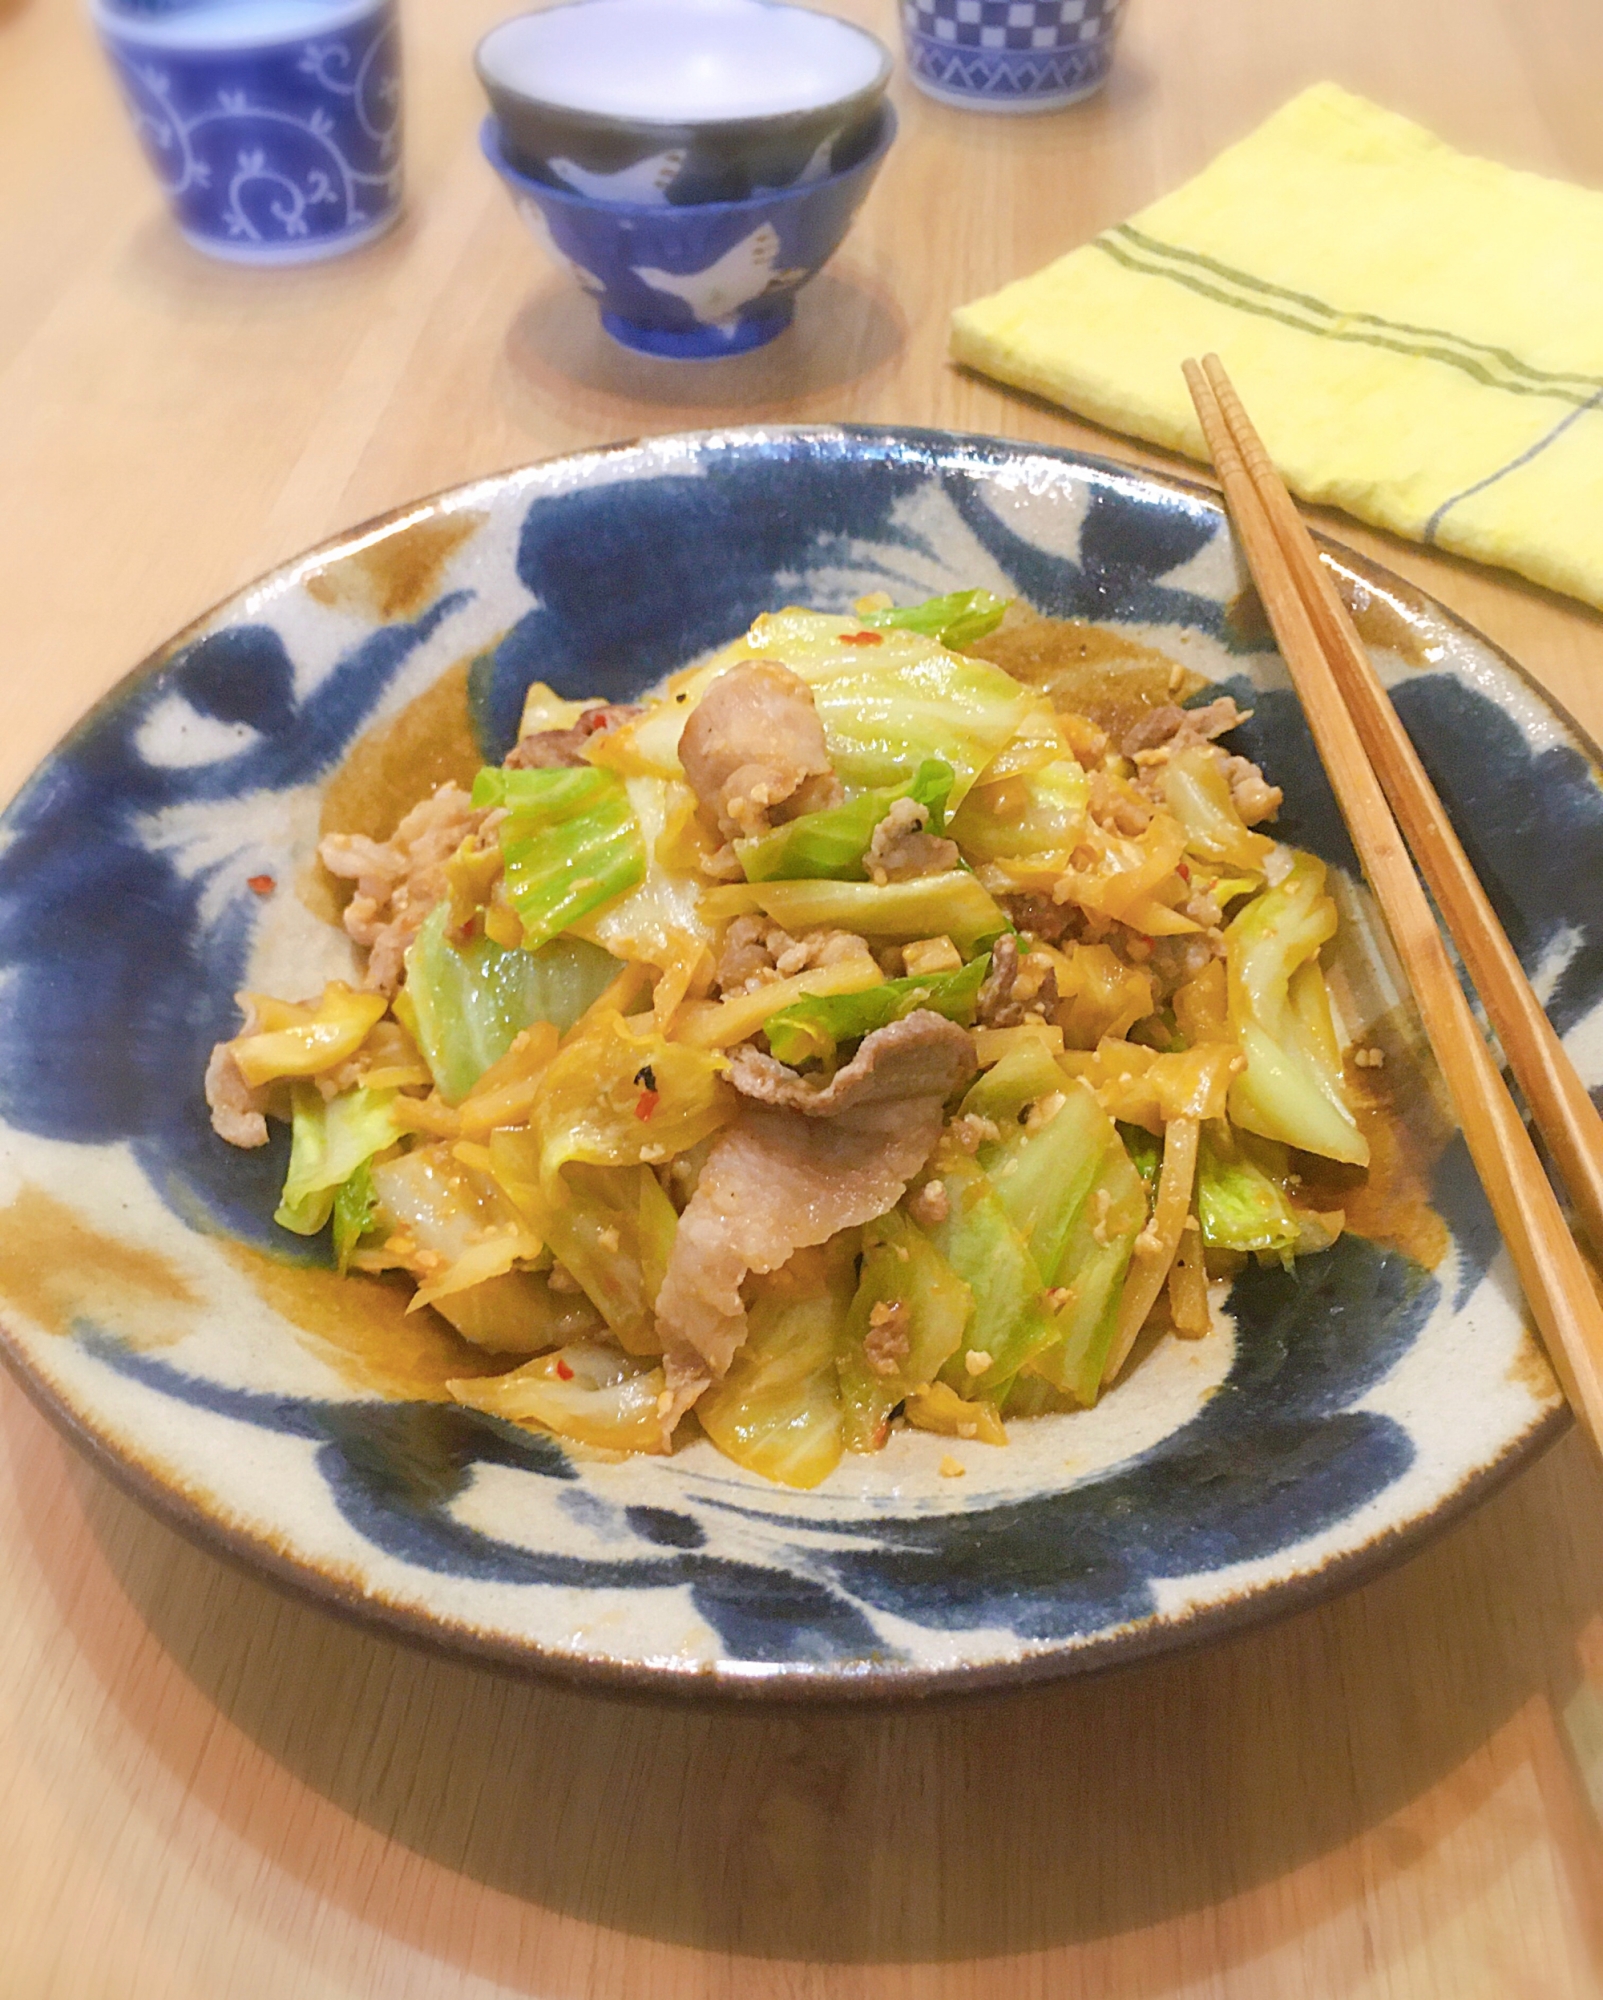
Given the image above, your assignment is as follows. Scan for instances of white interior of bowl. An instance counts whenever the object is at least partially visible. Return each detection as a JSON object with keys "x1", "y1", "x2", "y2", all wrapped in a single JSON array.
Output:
[
  {"x1": 477, "y1": 0, "x2": 887, "y2": 123},
  {"x1": 91, "y1": 0, "x2": 381, "y2": 50}
]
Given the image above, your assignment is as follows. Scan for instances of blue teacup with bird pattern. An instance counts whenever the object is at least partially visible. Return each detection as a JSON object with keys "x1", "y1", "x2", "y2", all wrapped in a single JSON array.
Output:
[
  {"x1": 476, "y1": 0, "x2": 891, "y2": 207},
  {"x1": 481, "y1": 104, "x2": 895, "y2": 360}
]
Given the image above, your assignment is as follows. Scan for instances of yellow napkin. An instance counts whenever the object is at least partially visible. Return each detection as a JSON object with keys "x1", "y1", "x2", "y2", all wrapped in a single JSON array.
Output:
[{"x1": 951, "y1": 83, "x2": 1603, "y2": 610}]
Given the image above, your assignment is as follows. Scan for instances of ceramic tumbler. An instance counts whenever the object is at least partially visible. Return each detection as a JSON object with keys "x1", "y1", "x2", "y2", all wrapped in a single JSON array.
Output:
[
  {"x1": 901, "y1": 0, "x2": 1123, "y2": 112},
  {"x1": 91, "y1": 0, "x2": 403, "y2": 263}
]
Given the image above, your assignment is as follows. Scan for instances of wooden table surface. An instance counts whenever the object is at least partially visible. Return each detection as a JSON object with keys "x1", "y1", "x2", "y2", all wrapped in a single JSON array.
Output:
[{"x1": 6, "y1": 0, "x2": 1603, "y2": 1991}]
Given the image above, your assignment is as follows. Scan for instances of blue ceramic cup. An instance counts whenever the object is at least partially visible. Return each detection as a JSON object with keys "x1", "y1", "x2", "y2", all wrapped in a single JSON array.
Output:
[
  {"x1": 90, "y1": 0, "x2": 403, "y2": 263},
  {"x1": 902, "y1": 0, "x2": 1124, "y2": 112},
  {"x1": 483, "y1": 102, "x2": 896, "y2": 360}
]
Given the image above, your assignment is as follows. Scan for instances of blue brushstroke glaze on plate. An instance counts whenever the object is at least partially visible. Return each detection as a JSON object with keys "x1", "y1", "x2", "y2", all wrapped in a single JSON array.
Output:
[{"x1": 0, "y1": 428, "x2": 1582, "y2": 1699}]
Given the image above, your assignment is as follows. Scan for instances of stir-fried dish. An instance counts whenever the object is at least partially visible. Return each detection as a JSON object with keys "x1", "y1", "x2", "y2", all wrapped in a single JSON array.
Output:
[{"x1": 207, "y1": 592, "x2": 1368, "y2": 1487}]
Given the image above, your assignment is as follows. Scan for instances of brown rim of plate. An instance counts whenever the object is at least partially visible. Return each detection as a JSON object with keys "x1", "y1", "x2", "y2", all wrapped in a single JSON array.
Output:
[{"x1": 0, "y1": 425, "x2": 1581, "y2": 1705}]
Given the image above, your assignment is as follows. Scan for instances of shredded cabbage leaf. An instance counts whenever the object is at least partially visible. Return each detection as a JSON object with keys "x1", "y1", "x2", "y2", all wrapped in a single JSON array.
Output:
[
  {"x1": 448, "y1": 1342, "x2": 668, "y2": 1453},
  {"x1": 705, "y1": 609, "x2": 1032, "y2": 806},
  {"x1": 404, "y1": 902, "x2": 619, "y2": 1104},
  {"x1": 523, "y1": 1008, "x2": 732, "y2": 1185},
  {"x1": 763, "y1": 952, "x2": 989, "y2": 1066},
  {"x1": 1195, "y1": 1121, "x2": 1300, "y2": 1257},
  {"x1": 949, "y1": 758, "x2": 1088, "y2": 865},
  {"x1": 572, "y1": 774, "x2": 717, "y2": 1023},
  {"x1": 1026, "y1": 1135, "x2": 1148, "y2": 1405},
  {"x1": 734, "y1": 759, "x2": 954, "y2": 883},
  {"x1": 701, "y1": 871, "x2": 1009, "y2": 956},
  {"x1": 861, "y1": 589, "x2": 1010, "y2": 652},
  {"x1": 696, "y1": 1241, "x2": 857, "y2": 1488},
  {"x1": 838, "y1": 1209, "x2": 972, "y2": 1452},
  {"x1": 1225, "y1": 855, "x2": 1369, "y2": 1165},
  {"x1": 970, "y1": 1072, "x2": 1113, "y2": 1291},
  {"x1": 473, "y1": 764, "x2": 645, "y2": 951},
  {"x1": 275, "y1": 1084, "x2": 400, "y2": 1237},
  {"x1": 919, "y1": 1156, "x2": 1056, "y2": 1398}
]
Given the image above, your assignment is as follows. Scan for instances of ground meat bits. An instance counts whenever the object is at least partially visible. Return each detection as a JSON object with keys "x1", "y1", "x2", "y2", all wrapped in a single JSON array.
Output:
[
  {"x1": 714, "y1": 917, "x2": 868, "y2": 998},
  {"x1": 865, "y1": 797, "x2": 959, "y2": 885},
  {"x1": 864, "y1": 1300, "x2": 911, "y2": 1376},
  {"x1": 319, "y1": 781, "x2": 487, "y2": 996}
]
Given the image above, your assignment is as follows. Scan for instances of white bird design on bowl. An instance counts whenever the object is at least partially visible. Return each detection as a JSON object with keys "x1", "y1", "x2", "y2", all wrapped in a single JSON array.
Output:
[
  {"x1": 632, "y1": 222, "x2": 807, "y2": 328},
  {"x1": 548, "y1": 149, "x2": 687, "y2": 203}
]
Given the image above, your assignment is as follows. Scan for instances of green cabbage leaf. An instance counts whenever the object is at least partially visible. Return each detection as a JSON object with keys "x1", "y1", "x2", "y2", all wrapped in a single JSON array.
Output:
[
  {"x1": 472, "y1": 763, "x2": 645, "y2": 952},
  {"x1": 837, "y1": 1209, "x2": 972, "y2": 1451},
  {"x1": 403, "y1": 902, "x2": 618, "y2": 1105},
  {"x1": 919, "y1": 1157, "x2": 1056, "y2": 1398},
  {"x1": 1225, "y1": 855, "x2": 1368, "y2": 1165},
  {"x1": 1195, "y1": 1122, "x2": 1300, "y2": 1257},
  {"x1": 763, "y1": 952, "x2": 989, "y2": 1067},
  {"x1": 861, "y1": 589, "x2": 1010, "y2": 652},
  {"x1": 734, "y1": 759, "x2": 954, "y2": 883},
  {"x1": 275, "y1": 1084, "x2": 401, "y2": 1237},
  {"x1": 1025, "y1": 1135, "x2": 1148, "y2": 1406},
  {"x1": 696, "y1": 1242, "x2": 857, "y2": 1488},
  {"x1": 702, "y1": 870, "x2": 1010, "y2": 957}
]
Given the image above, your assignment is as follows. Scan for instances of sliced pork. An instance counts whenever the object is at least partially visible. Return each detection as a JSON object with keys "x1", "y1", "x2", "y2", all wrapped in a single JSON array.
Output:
[
  {"x1": 726, "y1": 1011, "x2": 976, "y2": 1116},
  {"x1": 504, "y1": 703, "x2": 641, "y2": 770},
  {"x1": 1119, "y1": 695, "x2": 1251, "y2": 759},
  {"x1": 656, "y1": 1094, "x2": 949, "y2": 1432},
  {"x1": 678, "y1": 661, "x2": 842, "y2": 841}
]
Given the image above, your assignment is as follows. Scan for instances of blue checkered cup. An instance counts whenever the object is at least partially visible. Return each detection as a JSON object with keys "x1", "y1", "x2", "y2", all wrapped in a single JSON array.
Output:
[{"x1": 901, "y1": 0, "x2": 1124, "y2": 111}]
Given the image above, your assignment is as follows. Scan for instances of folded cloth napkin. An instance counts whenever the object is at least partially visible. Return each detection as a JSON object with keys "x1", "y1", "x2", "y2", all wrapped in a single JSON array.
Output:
[{"x1": 951, "y1": 83, "x2": 1603, "y2": 610}]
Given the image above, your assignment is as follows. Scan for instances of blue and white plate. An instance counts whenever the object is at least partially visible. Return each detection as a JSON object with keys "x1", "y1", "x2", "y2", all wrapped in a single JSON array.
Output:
[{"x1": 0, "y1": 428, "x2": 1582, "y2": 1698}]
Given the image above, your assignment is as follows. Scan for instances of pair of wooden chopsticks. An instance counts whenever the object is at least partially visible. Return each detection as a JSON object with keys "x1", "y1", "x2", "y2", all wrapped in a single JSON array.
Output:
[{"x1": 1184, "y1": 355, "x2": 1603, "y2": 1456}]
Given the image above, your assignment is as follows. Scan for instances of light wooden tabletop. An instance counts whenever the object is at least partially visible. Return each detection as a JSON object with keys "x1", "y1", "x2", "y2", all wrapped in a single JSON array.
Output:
[{"x1": 6, "y1": 0, "x2": 1603, "y2": 1992}]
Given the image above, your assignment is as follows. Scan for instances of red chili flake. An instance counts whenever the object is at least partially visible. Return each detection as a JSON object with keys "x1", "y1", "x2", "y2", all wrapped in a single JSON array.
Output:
[
  {"x1": 247, "y1": 874, "x2": 276, "y2": 896},
  {"x1": 839, "y1": 630, "x2": 884, "y2": 646},
  {"x1": 635, "y1": 1089, "x2": 661, "y2": 1122},
  {"x1": 1176, "y1": 862, "x2": 1191, "y2": 882},
  {"x1": 555, "y1": 1358, "x2": 574, "y2": 1381}
]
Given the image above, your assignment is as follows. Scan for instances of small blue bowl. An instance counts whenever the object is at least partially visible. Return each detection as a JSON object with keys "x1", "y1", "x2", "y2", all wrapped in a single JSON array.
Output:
[
  {"x1": 476, "y1": 0, "x2": 891, "y2": 207},
  {"x1": 482, "y1": 103, "x2": 895, "y2": 359},
  {"x1": 91, "y1": 0, "x2": 403, "y2": 264}
]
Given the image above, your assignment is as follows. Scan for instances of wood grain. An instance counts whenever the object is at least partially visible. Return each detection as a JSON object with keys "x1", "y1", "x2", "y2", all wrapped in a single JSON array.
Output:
[{"x1": 4, "y1": 0, "x2": 1603, "y2": 1991}]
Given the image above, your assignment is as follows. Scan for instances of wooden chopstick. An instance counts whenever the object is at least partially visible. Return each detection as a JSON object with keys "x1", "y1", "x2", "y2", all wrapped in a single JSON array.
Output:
[
  {"x1": 1201, "y1": 352, "x2": 1603, "y2": 1264},
  {"x1": 1183, "y1": 355, "x2": 1603, "y2": 1456}
]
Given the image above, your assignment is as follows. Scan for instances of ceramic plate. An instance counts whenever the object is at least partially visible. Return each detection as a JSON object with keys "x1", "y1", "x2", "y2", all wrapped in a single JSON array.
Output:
[{"x1": 0, "y1": 427, "x2": 1584, "y2": 1699}]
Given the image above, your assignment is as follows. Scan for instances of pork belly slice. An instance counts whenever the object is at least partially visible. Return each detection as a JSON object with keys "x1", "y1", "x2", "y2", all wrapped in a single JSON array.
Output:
[
  {"x1": 725, "y1": 1011, "x2": 976, "y2": 1117},
  {"x1": 656, "y1": 1093, "x2": 954, "y2": 1436},
  {"x1": 679, "y1": 660, "x2": 842, "y2": 842}
]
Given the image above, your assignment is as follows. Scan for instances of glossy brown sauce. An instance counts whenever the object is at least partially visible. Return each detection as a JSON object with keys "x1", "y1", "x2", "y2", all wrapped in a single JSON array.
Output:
[
  {"x1": 1295, "y1": 1023, "x2": 1453, "y2": 1271},
  {"x1": 222, "y1": 1242, "x2": 508, "y2": 1400},
  {"x1": 304, "y1": 510, "x2": 483, "y2": 623},
  {"x1": 1505, "y1": 1327, "x2": 1560, "y2": 1398},
  {"x1": 0, "y1": 1186, "x2": 198, "y2": 1344},
  {"x1": 1222, "y1": 585, "x2": 1273, "y2": 653},
  {"x1": 304, "y1": 655, "x2": 489, "y2": 922},
  {"x1": 1337, "y1": 574, "x2": 1433, "y2": 669},
  {"x1": 970, "y1": 612, "x2": 1207, "y2": 738}
]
